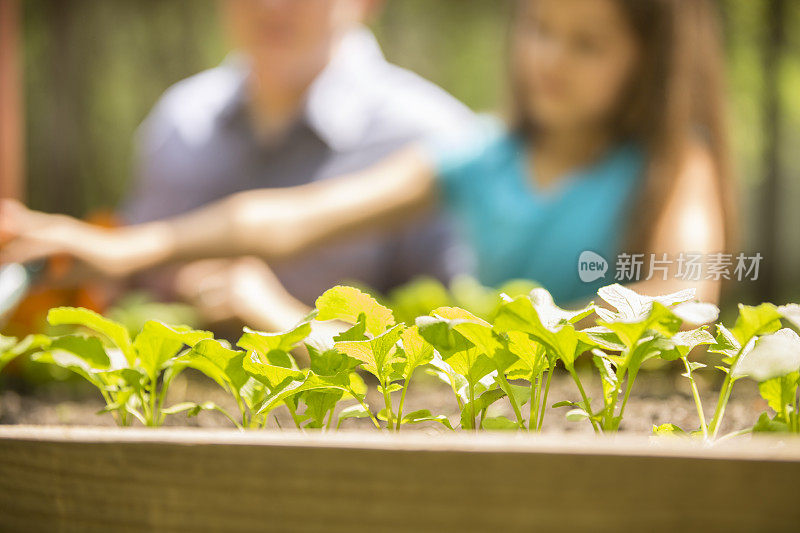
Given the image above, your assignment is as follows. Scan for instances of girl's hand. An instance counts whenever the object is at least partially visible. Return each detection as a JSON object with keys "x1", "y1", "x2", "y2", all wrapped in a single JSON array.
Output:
[{"x1": 0, "y1": 198, "x2": 88, "y2": 263}]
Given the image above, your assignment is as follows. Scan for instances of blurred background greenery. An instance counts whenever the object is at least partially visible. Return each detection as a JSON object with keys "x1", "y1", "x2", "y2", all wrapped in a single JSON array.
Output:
[{"x1": 19, "y1": 0, "x2": 800, "y2": 305}]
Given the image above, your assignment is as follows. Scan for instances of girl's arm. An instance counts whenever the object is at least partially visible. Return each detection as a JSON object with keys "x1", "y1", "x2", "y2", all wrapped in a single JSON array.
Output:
[
  {"x1": 0, "y1": 147, "x2": 438, "y2": 277},
  {"x1": 629, "y1": 143, "x2": 727, "y2": 304}
]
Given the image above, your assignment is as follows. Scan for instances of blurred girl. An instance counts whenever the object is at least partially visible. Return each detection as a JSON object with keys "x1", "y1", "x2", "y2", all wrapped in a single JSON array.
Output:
[{"x1": 1, "y1": 0, "x2": 732, "y2": 311}]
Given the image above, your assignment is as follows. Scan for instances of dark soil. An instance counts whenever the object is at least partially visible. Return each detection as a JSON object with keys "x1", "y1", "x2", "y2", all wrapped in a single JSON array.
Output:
[{"x1": 0, "y1": 367, "x2": 767, "y2": 436}]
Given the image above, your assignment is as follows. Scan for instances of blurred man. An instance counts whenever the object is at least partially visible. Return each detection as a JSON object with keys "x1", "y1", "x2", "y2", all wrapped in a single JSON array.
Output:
[{"x1": 124, "y1": 0, "x2": 473, "y2": 308}]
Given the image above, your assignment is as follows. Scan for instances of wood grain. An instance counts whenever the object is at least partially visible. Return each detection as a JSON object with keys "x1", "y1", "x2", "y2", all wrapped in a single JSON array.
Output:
[{"x1": 1, "y1": 426, "x2": 798, "y2": 532}]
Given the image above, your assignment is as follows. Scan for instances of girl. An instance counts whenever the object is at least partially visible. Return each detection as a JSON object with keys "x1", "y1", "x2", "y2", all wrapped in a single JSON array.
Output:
[{"x1": 1, "y1": 0, "x2": 732, "y2": 314}]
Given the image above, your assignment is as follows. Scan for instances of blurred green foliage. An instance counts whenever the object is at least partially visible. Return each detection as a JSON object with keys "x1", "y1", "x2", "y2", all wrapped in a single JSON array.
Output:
[{"x1": 19, "y1": 0, "x2": 800, "y2": 302}]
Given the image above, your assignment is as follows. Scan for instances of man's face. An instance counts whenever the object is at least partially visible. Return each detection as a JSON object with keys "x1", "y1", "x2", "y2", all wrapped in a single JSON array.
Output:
[{"x1": 223, "y1": 0, "x2": 370, "y2": 86}]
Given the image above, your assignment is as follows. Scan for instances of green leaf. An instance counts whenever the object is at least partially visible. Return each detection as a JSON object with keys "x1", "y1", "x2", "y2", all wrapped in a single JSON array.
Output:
[
  {"x1": 592, "y1": 351, "x2": 617, "y2": 401},
  {"x1": 566, "y1": 408, "x2": 590, "y2": 422},
  {"x1": 595, "y1": 284, "x2": 695, "y2": 323},
  {"x1": 752, "y1": 412, "x2": 789, "y2": 433},
  {"x1": 415, "y1": 316, "x2": 472, "y2": 356},
  {"x1": 417, "y1": 308, "x2": 501, "y2": 386},
  {"x1": 733, "y1": 329, "x2": 800, "y2": 381},
  {"x1": 337, "y1": 404, "x2": 371, "y2": 428},
  {"x1": 709, "y1": 323, "x2": 740, "y2": 358},
  {"x1": 243, "y1": 350, "x2": 304, "y2": 389},
  {"x1": 598, "y1": 302, "x2": 682, "y2": 350},
  {"x1": 400, "y1": 409, "x2": 454, "y2": 430},
  {"x1": 494, "y1": 293, "x2": 573, "y2": 336},
  {"x1": 494, "y1": 295, "x2": 584, "y2": 369},
  {"x1": 0, "y1": 335, "x2": 17, "y2": 354},
  {"x1": 431, "y1": 308, "x2": 500, "y2": 357},
  {"x1": 552, "y1": 400, "x2": 580, "y2": 409},
  {"x1": 652, "y1": 423, "x2": 686, "y2": 436},
  {"x1": 427, "y1": 353, "x2": 470, "y2": 404},
  {"x1": 31, "y1": 335, "x2": 111, "y2": 379},
  {"x1": 626, "y1": 335, "x2": 677, "y2": 369},
  {"x1": 332, "y1": 316, "x2": 369, "y2": 342},
  {"x1": 302, "y1": 390, "x2": 343, "y2": 428},
  {"x1": 507, "y1": 383, "x2": 532, "y2": 408},
  {"x1": 528, "y1": 288, "x2": 595, "y2": 328},
  {"x1": 186, "y1": 339, "x2": 248, "y2": 392},
  {"x1": 161, "y1": 401, "x2": 239, "y2": 425},
  {"x1": 0, "y1": 334, "x2": 50, "y2": 372},
  {"x1": 577, "y1": 327, "x2": 626, "y2": 352},
  {"x1": 334, "y1": 324, "x2": 404, "y2": 379},
  {"x1": 399, "y1": 325, "x2": 434, "y2": 376},
  {"x1": 238, "y1": 377, "x2": 268, "y2": 413},
  {"x1": 258, "y1": 372, "x2": 355, "y2": 415},
  {"x1": 502, "y1": 331, "x2": 546, "y2": 379},
  {"x1": 671, "y1": 302, "x2": 720, "y2": 325},
  {"x1": 134, "y1": 321, "x2": 213, "y2": 379},
  {"x1": 592, "y1": 284, "x2": 711, "y2": 353},
  {"x1": 779, "y1": 304, "x2": 800, "y2": 330},
  {"x1": 306, "y1": 340, "x2": 357, "y2": 376},
  {"x1": 237, "y1": 320, "x2": 311, "y2": 359},
  {"x1": 161, "y1": 401, "x2": 205, "y2": 415},
  {"x1": 438, "y1": 347, "x2": 493, "y2": 386},
  {"x1": 47, "y1": 307, "x2": 135, "y2": 364},
  {"x1": 481, "y1": 416, "x2": 519, "y2": 430},
  {"x1": 460, "y1": 388, "x2": 505, "y2": 429},
  {"x1": 730, "y1": 303, "x2": 782, "y2": 346},
  {"x1": 758, "y1": 372, "x2": 800, "y2": 413},
  {"x1": 377, "y1": 382, "x2": 403, "y2": 395},
  {"x1": 659, "y1": 328, "x2": 716, "y2": 361},
  {"x1": 100, "y1": 367, "x2": 148, "y2": 389},
  {"x1": 429, "y1": 307, "x2": 492, "y2": 327},
  {"x1": 315, "y1": 286, "x2": 395, "y2": 337}
]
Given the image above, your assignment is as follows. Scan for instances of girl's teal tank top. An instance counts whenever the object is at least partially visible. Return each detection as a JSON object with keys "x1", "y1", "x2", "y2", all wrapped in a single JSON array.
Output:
[{"x1": 429, "y1": 118, "x2": 646, "y2": 304}]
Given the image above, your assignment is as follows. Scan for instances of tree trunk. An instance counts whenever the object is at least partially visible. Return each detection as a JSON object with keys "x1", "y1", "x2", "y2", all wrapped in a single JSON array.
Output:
[
  {"x1": 0, "y1": 0, "x2": 24, "y2": 201},
  {"x1": 759, "y1": 0, "x2": 785, "y2": 302}
]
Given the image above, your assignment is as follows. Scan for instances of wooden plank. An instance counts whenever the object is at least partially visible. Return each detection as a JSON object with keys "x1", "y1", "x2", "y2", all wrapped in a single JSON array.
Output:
[
  {"x1": 0, "y1": 0, "x2": 24, "y2": 200},
  {"x1": 0, "y1": 426, "x2": 799, "y2": 532}
]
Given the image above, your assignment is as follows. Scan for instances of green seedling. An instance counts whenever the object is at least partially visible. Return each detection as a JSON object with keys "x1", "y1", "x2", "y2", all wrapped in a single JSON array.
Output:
[
  {"x1": 13, "y1": 283, "x2": 796, "y2": 443},
  {"x1": 30, "y1": 307, "x2": 212, "y2": 427}
]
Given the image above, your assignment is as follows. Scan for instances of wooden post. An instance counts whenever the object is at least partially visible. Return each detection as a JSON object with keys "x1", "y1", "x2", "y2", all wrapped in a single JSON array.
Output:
[{"x1": 0, "y1": 0, "x2": 24, "y2": 201}]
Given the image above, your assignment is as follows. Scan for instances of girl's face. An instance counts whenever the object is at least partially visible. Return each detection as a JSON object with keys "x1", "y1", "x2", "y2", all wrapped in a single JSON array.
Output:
[{"x1": 513, "y1": 0, "x2": 640, "y2": 133}]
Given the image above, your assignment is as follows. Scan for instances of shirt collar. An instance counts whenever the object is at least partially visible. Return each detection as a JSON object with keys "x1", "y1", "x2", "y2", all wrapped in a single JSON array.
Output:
[
  {"x1": 303, "y1": 27, "x2": 385, "y2": 152},
  {"x1": 219, "y1": 27, "x2": 385, "y2": 152}
]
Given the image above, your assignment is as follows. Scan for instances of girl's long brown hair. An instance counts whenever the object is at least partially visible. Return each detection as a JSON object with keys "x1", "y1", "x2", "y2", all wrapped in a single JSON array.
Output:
[{"x1": 513, "y1": 0, "x2": 736, "y2": 253}]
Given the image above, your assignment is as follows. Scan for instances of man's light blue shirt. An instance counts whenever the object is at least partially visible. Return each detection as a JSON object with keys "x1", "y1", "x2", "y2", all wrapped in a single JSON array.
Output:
[{"x1": 124, "y1": 28, "x2": 475, "y2": 304}]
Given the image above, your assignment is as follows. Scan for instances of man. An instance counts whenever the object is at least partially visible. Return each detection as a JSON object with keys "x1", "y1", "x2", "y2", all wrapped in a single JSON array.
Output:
[{"x1": 124, "y1": 0, "x2": 473, "y2": 306}]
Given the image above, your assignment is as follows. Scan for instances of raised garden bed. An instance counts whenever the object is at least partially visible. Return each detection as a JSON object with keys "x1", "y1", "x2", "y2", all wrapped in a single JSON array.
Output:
[
  {"x1": 1, "y1": 426, "x2": 799, "y2": 532},
  {"x1": 2, "y1": 283, "x2": 800, "y2": 531}
]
